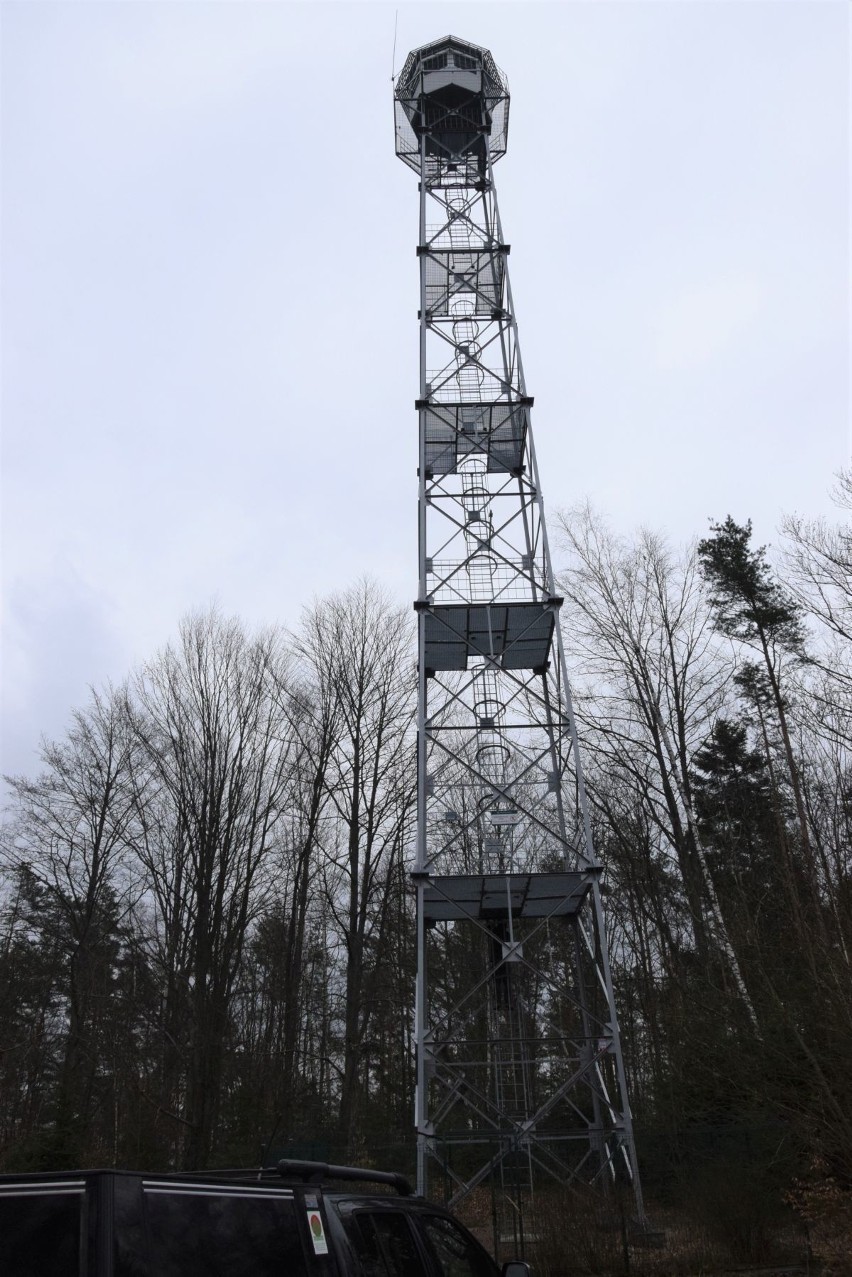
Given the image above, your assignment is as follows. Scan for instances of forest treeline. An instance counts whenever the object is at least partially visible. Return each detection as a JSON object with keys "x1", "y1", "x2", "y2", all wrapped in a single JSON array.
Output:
[{"x1": 2, "y1": 491, "x2": 851, "y2": 1243}]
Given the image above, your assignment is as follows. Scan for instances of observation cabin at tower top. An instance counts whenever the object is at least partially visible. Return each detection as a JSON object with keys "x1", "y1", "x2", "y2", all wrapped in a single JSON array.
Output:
[{"x1": 394, "y1": 36, "x2": 510, "y2": 180}]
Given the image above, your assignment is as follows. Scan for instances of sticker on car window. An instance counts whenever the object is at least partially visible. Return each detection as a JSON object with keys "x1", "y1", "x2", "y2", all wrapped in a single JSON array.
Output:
[{"x1": 307, "y1": 1209, "x2": 329, "y2": 1255}]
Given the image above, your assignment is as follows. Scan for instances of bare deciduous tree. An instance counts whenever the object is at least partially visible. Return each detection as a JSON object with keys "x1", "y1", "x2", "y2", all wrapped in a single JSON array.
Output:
[
  {"x1": 554, "y1": 505, "x2": 757, "y2": 1024},
  {"x1": 1, "y1": 687, "x2": 137, "y2": 1164},
  {"x1": 294, "y1": 581, "x2": 416, "y2": 1158},
  {"x1": 129, "y1": 609, "x2": 295, "y2": 1168}
]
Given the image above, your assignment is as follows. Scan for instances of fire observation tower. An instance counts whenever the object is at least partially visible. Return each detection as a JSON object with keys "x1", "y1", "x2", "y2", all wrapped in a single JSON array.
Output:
[{"x1": 394, "y1": 36, "x2": 645, "y2": 1242}]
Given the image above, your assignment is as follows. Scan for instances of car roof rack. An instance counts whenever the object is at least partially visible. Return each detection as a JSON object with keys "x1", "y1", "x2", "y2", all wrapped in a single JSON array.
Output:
[
  {"x1": 275, "y1": 1159, "x2": 413, "y2": 1197},
  {"x1": 171, "y1": 1167, "x2": 277, "y2": 1181}
]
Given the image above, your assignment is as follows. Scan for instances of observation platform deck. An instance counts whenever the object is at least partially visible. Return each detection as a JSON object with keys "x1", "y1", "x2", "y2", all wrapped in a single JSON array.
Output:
[
  {"x1": 421, "y1": 872, "x2": 592, "y2": 922},
  {"x1": 421, "y1": 401, "x2": 529, "y2": 474},
  {"x1": 421, "y1": 600, "x2": 558, "y2": 671}
]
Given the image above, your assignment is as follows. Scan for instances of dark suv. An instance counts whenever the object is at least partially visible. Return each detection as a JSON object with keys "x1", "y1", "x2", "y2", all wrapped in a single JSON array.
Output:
[{"x1": 0, "y1": 1160, "x2": 531, "y2": 1276}]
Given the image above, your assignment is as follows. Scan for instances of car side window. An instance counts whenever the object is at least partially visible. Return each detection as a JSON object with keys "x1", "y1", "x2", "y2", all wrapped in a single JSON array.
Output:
[
  {"x1": 140, "y1": 1188, "x2": 304, "y2": 1276},
  {"x1": 420, "y1": 1214, "x2": 499, "y2": 1277},
  {"x1": 352, "y1": 1211, "x2": 428, "y2": 1277},
  {"x1": 0, "y1": 1187, "x2": 85, "y2": 1277}
]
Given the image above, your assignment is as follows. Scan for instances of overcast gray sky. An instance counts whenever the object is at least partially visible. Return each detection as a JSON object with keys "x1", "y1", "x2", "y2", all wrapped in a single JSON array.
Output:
[{"x1": 2, "y1": 0, "x2": 848, "y2": 779}]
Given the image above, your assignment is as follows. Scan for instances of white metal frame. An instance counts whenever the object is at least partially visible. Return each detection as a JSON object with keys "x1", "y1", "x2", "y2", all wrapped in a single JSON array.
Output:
[{"x1": 394, "y1": 35, "x2": 645, "y2": 1237}]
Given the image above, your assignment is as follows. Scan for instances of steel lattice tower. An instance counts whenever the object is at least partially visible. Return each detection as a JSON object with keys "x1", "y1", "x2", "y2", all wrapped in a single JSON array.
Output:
[{"x1": 394, "y1": 36, "x2": 645, "y2": 1242}]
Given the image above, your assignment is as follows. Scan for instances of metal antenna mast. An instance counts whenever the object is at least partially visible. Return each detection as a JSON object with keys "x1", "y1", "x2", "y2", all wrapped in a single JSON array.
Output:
[{"x1": 394, "y1": 35, "x2": 645, "y2": 1244}]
